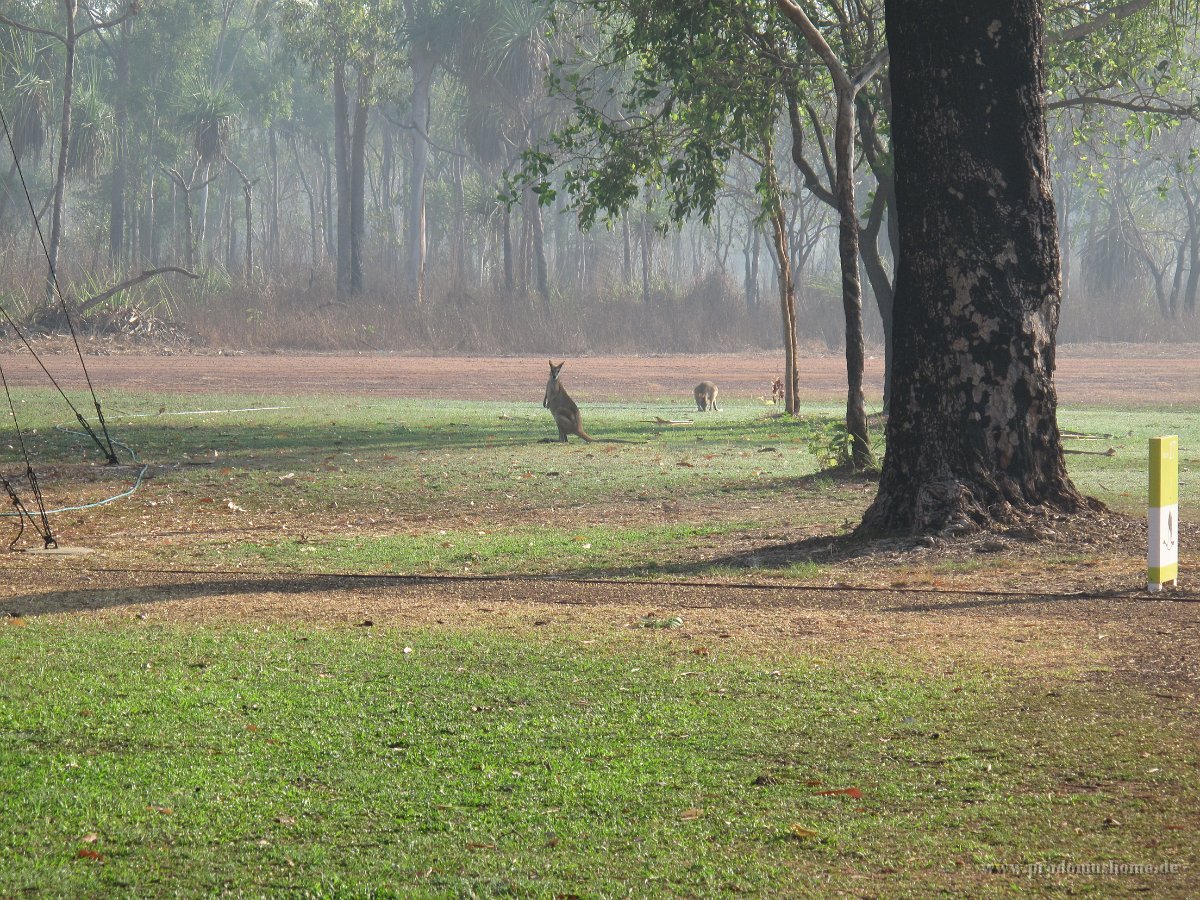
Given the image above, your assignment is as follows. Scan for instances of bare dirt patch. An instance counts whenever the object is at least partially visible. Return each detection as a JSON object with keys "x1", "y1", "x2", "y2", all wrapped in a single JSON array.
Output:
[{"x1": 2, "y1": 343, "x2": 1199, "y2": 405}]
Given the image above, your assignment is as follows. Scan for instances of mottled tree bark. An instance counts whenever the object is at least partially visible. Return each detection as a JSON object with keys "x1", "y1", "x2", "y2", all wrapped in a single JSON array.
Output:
[{"x1": 860, "y1": 0, "x2": 1086, "y2": 535}]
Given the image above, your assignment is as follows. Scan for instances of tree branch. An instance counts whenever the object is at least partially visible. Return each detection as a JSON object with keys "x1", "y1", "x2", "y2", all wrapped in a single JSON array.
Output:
[
  {"x1": 1047, "y1": 93, "x2": 1199, "y2": 116},
  {"x1": 77, "y1": 266, "x2": 200, "y2": 315},
  {"x1": 76, "y1": 2, "x2": 139, "y2": 39},
  {"x1": 776, "y1": 0, "x2": 850, "y2": 92},
  {"x1": 0, "y1": 13, "x2": 64, "y2": 44},
  {"x1": 1050, "y1": 0, "x2": 1157, "y2": 44}
]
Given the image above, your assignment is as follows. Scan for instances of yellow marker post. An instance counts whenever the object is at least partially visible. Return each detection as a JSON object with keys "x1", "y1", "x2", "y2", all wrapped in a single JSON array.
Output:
[{"x1": 1148, "y1": 436, "x2": 1179, "y2": 592}]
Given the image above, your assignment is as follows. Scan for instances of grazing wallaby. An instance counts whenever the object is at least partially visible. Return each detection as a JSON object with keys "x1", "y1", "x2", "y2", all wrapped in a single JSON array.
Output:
[
  {"x1": 771, "y1": 377, "x2": 785, "y2": 405},
  {"x1": 693, "y1": 381, "x2": 719, "y2": 412},
  {"x1": 543, "y1": 360, "x2": 593, "y2": 442}
]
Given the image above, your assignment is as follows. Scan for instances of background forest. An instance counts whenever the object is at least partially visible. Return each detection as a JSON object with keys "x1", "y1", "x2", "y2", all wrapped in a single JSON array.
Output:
[{"x1": 0, "y1": 0, "x2": 1197, "y2": 353}]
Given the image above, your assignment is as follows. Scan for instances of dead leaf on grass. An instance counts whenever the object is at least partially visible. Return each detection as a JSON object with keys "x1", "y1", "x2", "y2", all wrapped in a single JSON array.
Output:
[
  {"x1": 679, "y1": 808, "x2": 704, "y2": 821},
  {"x1": 692, "y1": 647, "x2": 709, "y2": 657},
  {"x1": 466, "y1": 842, "x2": 497, "y2": 850},
  {"x1": 77, "y1": 848, "x2": 104, "y2": 861},
  {"x1": 789, "y1": 824, "x2": 819, "y2": 839},
  {"x1": 816, "y1": 787, "x2": 863, "y2": 799},
  {"x1": 81, "y1": 833, "x2": 99, "y2": 843}
]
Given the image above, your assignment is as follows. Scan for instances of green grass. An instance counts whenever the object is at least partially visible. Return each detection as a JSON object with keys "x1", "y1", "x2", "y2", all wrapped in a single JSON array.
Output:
[
  {"x1": 6, "y1": 387, "x2": 1198, "y2": 578},
  {"x1": 1059, "y1": 407, "x2": 1200, "y2": 514},
  {"x1": 226, "y1": 522, "x2": 748, "y2": 577},
  {"x1": 1, "y1": 624, "x2": 1194, "y2": 897}
]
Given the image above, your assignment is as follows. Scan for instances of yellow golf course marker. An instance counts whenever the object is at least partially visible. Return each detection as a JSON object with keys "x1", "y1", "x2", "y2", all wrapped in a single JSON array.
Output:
[{"x1": 1148, "y1": 435, "x2": 1178, "y2": 592}]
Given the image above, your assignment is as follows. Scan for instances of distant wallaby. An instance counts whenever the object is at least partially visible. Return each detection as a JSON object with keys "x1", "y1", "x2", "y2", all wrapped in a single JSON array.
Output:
[
  {"x1": 693, "y1": 381, "x2": 720, "y2": 412},
  {"x1": 543, "y1": 360, "x2": 593, "y2": 442},
  {"x1": 771, "y1": 377, "x2": 785, "y2": 405}
]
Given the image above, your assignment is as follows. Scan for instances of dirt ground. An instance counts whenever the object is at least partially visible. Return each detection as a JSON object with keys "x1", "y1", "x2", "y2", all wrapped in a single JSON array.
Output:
[
  {"x1": 0, "y1": 346, "x2": 1198, "y2": 707},
  {"x1": 1, "y1": 342, "x2": 1200, "y2": 405}
]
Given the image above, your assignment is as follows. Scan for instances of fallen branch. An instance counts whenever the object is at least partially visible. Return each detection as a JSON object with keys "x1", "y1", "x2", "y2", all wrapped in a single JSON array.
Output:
[
  {"x1": 77, "y1": 266, "x2": 201, "y2": 315},
  {"x1": 647, "y1": 417, "x2": 694, "y2": 426}
]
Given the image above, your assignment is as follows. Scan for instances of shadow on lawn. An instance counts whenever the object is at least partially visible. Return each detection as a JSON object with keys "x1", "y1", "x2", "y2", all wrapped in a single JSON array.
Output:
[{"x1": 1, "y1": 565, "x2": 1119, "y2": 620}]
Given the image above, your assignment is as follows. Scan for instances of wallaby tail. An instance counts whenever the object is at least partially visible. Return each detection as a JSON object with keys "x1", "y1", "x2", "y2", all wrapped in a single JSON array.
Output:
[{"x1": 577, "y1": 426, "x2": 594, "y2": 442}]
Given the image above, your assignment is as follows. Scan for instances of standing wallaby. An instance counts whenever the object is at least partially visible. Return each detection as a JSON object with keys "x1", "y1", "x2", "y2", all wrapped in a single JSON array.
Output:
[
  {"x1": 543, "y1": 360, "x2": 593, "y2": 442},
  {"x1": 693, "y1": 381, "x2": 720, "y2": 412}
]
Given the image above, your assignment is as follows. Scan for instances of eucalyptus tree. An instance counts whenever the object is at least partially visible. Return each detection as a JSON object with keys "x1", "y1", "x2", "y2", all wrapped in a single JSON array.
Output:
[
  {"x1": 519, "y1": 1, "x2": 816, "y2": 410},
  {"x1": 776, "y1": 1, "x2": 885, "y2": 467},
  {"x1": 0, "y1": 0, "x2": 137, "y2": 303},
  {"x1": 274, "y1": 0, "x2": 402, "y2": 297},
  {"x1": 177, "y1": 85, "x2": 238, "y2": 260},
  {"x1": 859, "y1": 0, "x2": 1090, "y2": 535}
]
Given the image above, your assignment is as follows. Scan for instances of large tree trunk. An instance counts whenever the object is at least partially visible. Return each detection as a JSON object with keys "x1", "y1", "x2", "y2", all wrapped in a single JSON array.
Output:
[{"x1": 861, "y1": 0, "x2": 1086, "y2": 535}]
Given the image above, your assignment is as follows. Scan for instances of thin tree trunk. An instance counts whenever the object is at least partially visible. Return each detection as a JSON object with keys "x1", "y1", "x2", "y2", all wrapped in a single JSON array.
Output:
[
  {"x1": 502, "y1": 206, "x2": 513, "y2": 292},
  {"x1": 833, "y1": 89, "x2": 871, "y2": 467},
  {"x1": 349, "y1": 69, "x2": 369, "y2": 295},
  {"x1": 763, "y1": 141, "x2": 799, "y2": 415},
  {"x1": 407, "y1": 47, "x2": 435, "y2": 304},
  {"x1": 227, "y1": 157, "x2": 253, "y2": 277},
  {"x1": 640, "y1": 214, "x2": 652, "y2": 305},
  {"x1": 45, "y1": 0, "x2": 79, "y2": 303},
  {"x1": 622, "y1": 214, "x2": 632, "y2": 285},
  {"x1": 108, "y1": 14, "x2": 130, "y2": 270},
  {"x1": 528, "y1": 190, "x2": 549, "y2": 305},
  {"x1": 321, "y1": 142, "x2": 334, "y2": 261},
  {"x1": 333, "y1": 63, "x2": 352, "y2": 297},
  {"x1": 861, "y1": 0, "x2": 1085, "y2": 535},
  {"x1": 1183, "y1": 186, "x2": 1200, "y2": 314},
  {"x1": 453, "y1": 135, "x2": 466, "y2": 281}
]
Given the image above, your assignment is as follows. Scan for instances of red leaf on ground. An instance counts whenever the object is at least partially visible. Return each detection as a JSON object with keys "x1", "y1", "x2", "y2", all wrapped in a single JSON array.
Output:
[
  {"x1": 816, "y1": 787, "x2": 863, "y2": 799},
  {"x1": 77, "y1": 849, "x2": 104, "y2": 861}
]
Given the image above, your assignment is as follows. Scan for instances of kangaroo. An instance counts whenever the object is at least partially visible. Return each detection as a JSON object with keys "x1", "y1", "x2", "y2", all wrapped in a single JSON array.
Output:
[
  {"x1": 771, "y1": 377, "x2": 785, "y2": 405},
  {"x1": 543, "y1": 360, "x2": 593, "y2": 442},
  {"x1": 693, "y1": 381, "x2": 719, "y2": 412}
]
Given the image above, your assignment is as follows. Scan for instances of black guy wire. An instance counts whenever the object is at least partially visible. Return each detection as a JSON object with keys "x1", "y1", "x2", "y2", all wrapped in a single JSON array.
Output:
[
  {"x1": 0, "y1": 102, "x2": 118, "y2": 465},
  {"x1": 0, "y1": 359, "x2": 55, "y2": 548}
]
